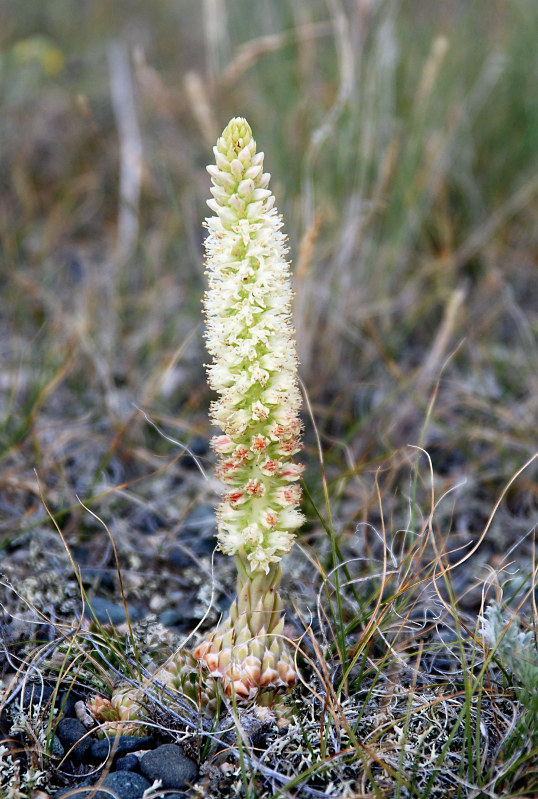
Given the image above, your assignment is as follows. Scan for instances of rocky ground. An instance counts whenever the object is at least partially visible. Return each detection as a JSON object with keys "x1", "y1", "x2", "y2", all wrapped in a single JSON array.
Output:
[
  {"x1": 1, "y1": 397, "x2": 536, "y2": 798},
  {"x1": 1, "y1": 3, "x2": 537, "y2": 795}
]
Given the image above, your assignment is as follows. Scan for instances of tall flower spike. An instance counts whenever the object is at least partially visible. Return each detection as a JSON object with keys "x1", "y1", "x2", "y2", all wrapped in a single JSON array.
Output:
[{"x1": 194, "y1": 117, "x2": 304, "y2": 702}]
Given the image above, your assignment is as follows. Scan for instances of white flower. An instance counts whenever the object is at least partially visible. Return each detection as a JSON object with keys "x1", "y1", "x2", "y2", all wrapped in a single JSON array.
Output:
[
  {"x1": 266, "y1": 530, "x2": 295, "y2": 553},
  {"x1": 277, "y1": 507, "x2": 305, "y2": 530},
  {"x1": 247, "y1": 545, "x2": 276, "y2": 574},
  {"x1": 243, "y1": 523, "x2": 264, "y2": 546},
  {"x1": 273, "y1": 484, "x2": 302, "y2": 507}
]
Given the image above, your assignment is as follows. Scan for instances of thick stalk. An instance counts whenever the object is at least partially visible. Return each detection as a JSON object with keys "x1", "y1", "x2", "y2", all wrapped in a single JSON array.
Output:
[
  {"x1": 233, "y1": 556, "x2": 282, "y2": 633},
  {"x1": 194, "y1": 556, "x2": 296, "y2": 700}
]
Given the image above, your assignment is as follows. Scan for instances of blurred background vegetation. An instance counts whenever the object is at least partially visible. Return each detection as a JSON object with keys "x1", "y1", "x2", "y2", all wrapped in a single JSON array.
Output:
[{"x1": 1, "y1": 0, "x2": 537, "y2": 558}]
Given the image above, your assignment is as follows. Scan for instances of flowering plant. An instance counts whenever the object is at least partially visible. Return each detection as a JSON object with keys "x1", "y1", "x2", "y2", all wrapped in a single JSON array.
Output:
[
  {"x1": 194, "y1": 117, "x2": 304, "y2": 702},
  {"x1": 89, "y1": 117, "x2": 302, "y2": 731}
]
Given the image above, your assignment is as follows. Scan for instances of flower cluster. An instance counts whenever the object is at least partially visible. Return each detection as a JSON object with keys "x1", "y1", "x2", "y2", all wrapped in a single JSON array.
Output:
[{"x1": 204, "y1": 117, "x2": 304, "y2": 573}]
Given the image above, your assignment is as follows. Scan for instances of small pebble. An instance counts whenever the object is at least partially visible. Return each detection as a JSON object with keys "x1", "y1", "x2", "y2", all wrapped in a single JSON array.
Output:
[
  {"x1": 160, "y1": 597, "x2": 197, "y2": 629},
  {"x1": 22, "y1": 682, "x2": 54, "y2": 710},
  {"x1": 169, "y1": 521, "x2": 216, "y2": 568},
  {"x1": 81, "y1": 567, "x2": 115, "y2": 592},
  {"x1": 85, "y1": 596, "x2": 145, "y2": 626},
  {"x1": 56, "y1": 772, "x2": 151, "y2": 799},
  {"x1": 56, "y1": 717, "x2": 92, "y2": 764},
  {"x1": 158, "y1": 606, "x2": 190, "y2": 628},
  {"x1": 140, "y1": 743, "x2": 198, "y2": 789},
  {"x1": 116, "y1": 753, "x2": 140, "y2": 772},
  {"x1": 75, "y1": 699, "x2": 95, "y2": 728},
  {"x1": 189, "y1": 435, "x2": 209, "y2": 455},
  {"x1": 90, "y1": 734, "x2": 155, "y2": 762},
  {"x1": 217, "y1": 594, "x2": 233, "y2": 615},
  {"x1": 55, "y1": 778, "x2": 93, "y2": 797},
  {"x1": 50, "y1": 735, "x2": 64, "y2": 758},
  {"x1": 167, "y1": 545, "x2": 192, "y2": 570},
  {"x1": 59, "y1": 689, "x2": 86, "y2": 718},
  {"x1": 93, "y1": 771, "x2": 150, "y2": 799}
]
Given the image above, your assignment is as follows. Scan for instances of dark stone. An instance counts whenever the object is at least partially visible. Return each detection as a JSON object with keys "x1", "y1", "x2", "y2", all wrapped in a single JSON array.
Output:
[
  {"x1": 426, "y1": 440, "x2": 466, "y2": 477},
  {"x1": 55, "y1": 777, "x2": 93, "y2": 797},
  {"x1": 170, "y1": 473, "x2": 184, "y2": 489},
  {"x1": 81, "y1": 567, "x2": 115, "y2": 592},
  {"x1": 93, "y1": 771, "x2": 150, "y2": 799},
  {"x1": 167, "y1": 545, "x2": 191, "y2": 569},
  {"x1": 22, "y1": 682, "x2": 55, "y2": 710},
  {"x1": 113, "y1": 370, "x2": 129, "y2": 388},
  {"x1": 90, "y1": 734, "x2": 155, "y2": 762},
  {"x1": 56, "y1": 717, "x2": 92, "y2": 764},
  {"x1": 50, "y1": 735, "x2": 64, "y2": 758},
  {"x1": 221, "y1": 712, "x2": 275, "y2": 750},
  {"x1": 56, "y1": 772, "x2": 150, "y2": 799},
  {"x1": 85, "y1": 596, "x2": 145, "y2": 626},
  {"x1": 59, "y1": 688, "x2": 87, "y2": 717},
  {"x1": 163, "y1": 597, "x2": 197, "y2": 629},
  {"x1": 189, "y1": 535, "x2": 215, "y2": 557},
  {"x1": 116, "y1": 753, "x2": 140, "y2": 772},
  {"x1": 140, "y1": 743, "x2": 198, "y2": 790},
  {"x1": 217, "y1": 594, "x2": 233, "y2": 615},
  {"x1": 71, "y1": 544, "x2": 92, "y2": 565},
  {"x1": 158, "y1": 606, "x2": 190, "y2": 628}
]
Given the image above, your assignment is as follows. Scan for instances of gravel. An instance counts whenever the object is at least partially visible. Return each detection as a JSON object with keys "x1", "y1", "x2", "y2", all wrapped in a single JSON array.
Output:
[
  {"x1": 55, "y1": 771, "x2": 151, "y2": 798},
  {"x1": 52, "y1": 735, "x2": 198, "y2": 796}
]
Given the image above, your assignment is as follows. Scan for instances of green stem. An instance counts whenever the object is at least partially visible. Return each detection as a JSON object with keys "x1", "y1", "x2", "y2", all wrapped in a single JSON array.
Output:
[{"x1": 233, "y1": 555, "x2": 283, "y2": 636}]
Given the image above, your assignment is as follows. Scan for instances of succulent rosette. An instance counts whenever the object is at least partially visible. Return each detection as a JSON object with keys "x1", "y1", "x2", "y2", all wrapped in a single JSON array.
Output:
[{"x1": 194, "y1": 117, "x2": 304, "y2": 701}]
